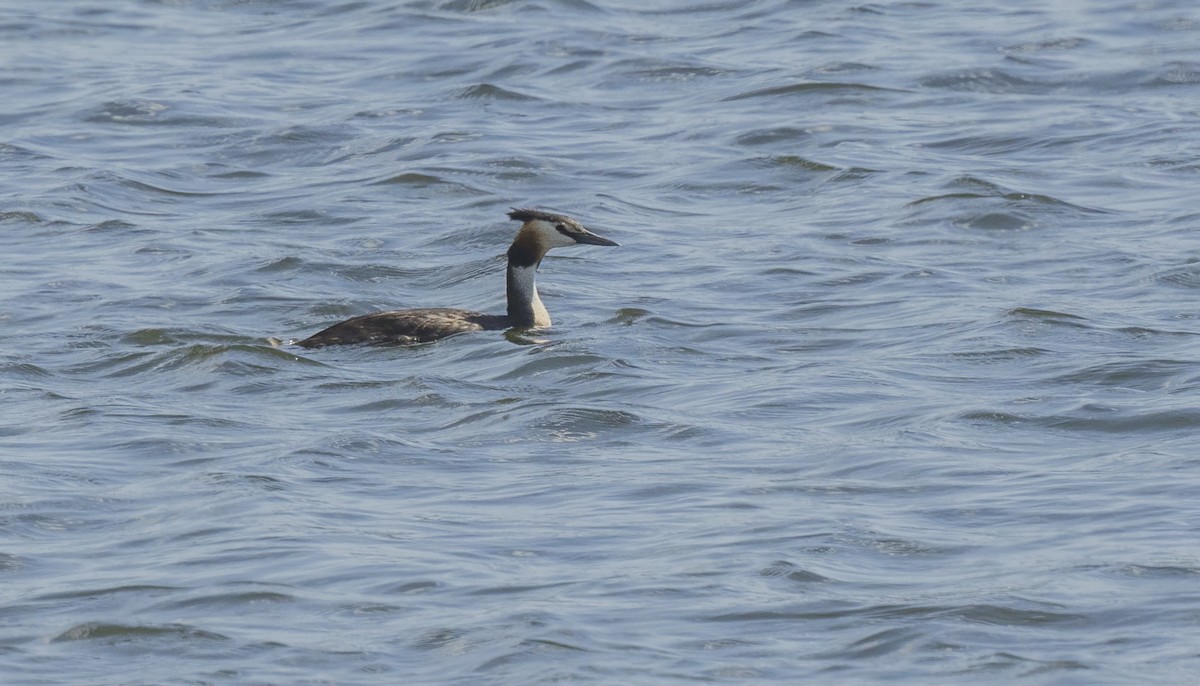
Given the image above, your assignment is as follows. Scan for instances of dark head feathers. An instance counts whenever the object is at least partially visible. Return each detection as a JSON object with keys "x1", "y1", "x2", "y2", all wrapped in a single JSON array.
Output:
[{"x1": 508, "y1": 208, "x2": 574, "y2": 224}]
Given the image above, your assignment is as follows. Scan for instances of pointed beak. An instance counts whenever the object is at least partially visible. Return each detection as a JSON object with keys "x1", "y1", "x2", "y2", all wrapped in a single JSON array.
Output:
[{"x1": 574, "y1": 228, "x2": 619, "y2": 247}]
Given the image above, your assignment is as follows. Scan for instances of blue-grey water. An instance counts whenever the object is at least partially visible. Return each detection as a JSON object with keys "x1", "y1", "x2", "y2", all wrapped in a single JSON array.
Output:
[{"x1": 3, "y1": 0, "x2": 1200, "y2": 683}]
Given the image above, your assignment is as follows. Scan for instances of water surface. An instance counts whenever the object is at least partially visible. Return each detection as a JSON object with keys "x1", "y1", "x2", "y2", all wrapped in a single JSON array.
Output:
[{"x1": 3, "y1": 0, "x2": 1200, "y2": 683}]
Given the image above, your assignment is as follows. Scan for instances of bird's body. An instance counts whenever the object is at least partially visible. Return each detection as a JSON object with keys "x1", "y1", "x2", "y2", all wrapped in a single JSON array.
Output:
[
  {"x1": 296, "y1": 209, "x2": 617, "y2": 348},
  {"x1": 296, "y1": 308, "x2": 507, "y2": 347}
]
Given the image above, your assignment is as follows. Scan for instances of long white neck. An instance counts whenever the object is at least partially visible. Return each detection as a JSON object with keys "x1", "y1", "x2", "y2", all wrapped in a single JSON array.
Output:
[{"x1": 507, "y1": 264, "x2": 551, "y2": 328}]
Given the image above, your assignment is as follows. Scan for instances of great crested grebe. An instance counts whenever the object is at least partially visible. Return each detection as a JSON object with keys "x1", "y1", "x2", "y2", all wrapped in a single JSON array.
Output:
[{"x1": 296, "y1": 208, "x2": 618, "y2": 347}]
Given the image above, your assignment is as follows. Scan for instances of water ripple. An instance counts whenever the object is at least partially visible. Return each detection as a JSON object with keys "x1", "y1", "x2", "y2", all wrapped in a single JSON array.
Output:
[{"x1": 4, "y1": 0, "x2": 1200, "y2": 683}]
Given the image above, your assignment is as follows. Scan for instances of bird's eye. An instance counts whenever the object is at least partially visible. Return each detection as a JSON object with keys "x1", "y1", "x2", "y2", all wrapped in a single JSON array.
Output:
[{"x1": 555, "y1": 223, "x2": 567, "y2": 232}]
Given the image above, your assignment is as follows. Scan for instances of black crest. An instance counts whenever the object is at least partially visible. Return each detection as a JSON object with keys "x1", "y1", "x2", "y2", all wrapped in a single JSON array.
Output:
[{"x1": 508, "y1": 207, "x2": 572, "y2": 224}]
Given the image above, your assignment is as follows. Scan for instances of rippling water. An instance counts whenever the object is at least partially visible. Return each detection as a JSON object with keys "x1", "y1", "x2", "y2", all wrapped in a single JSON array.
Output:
[{"x1": 4, "y1": 0, "x2": 1200, "y2": 683}]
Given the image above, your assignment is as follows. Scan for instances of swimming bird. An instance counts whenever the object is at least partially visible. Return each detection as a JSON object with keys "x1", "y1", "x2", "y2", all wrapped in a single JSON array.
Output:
[{"x1": 296, "y1": 208, "x2": 618, "y2": 347}]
